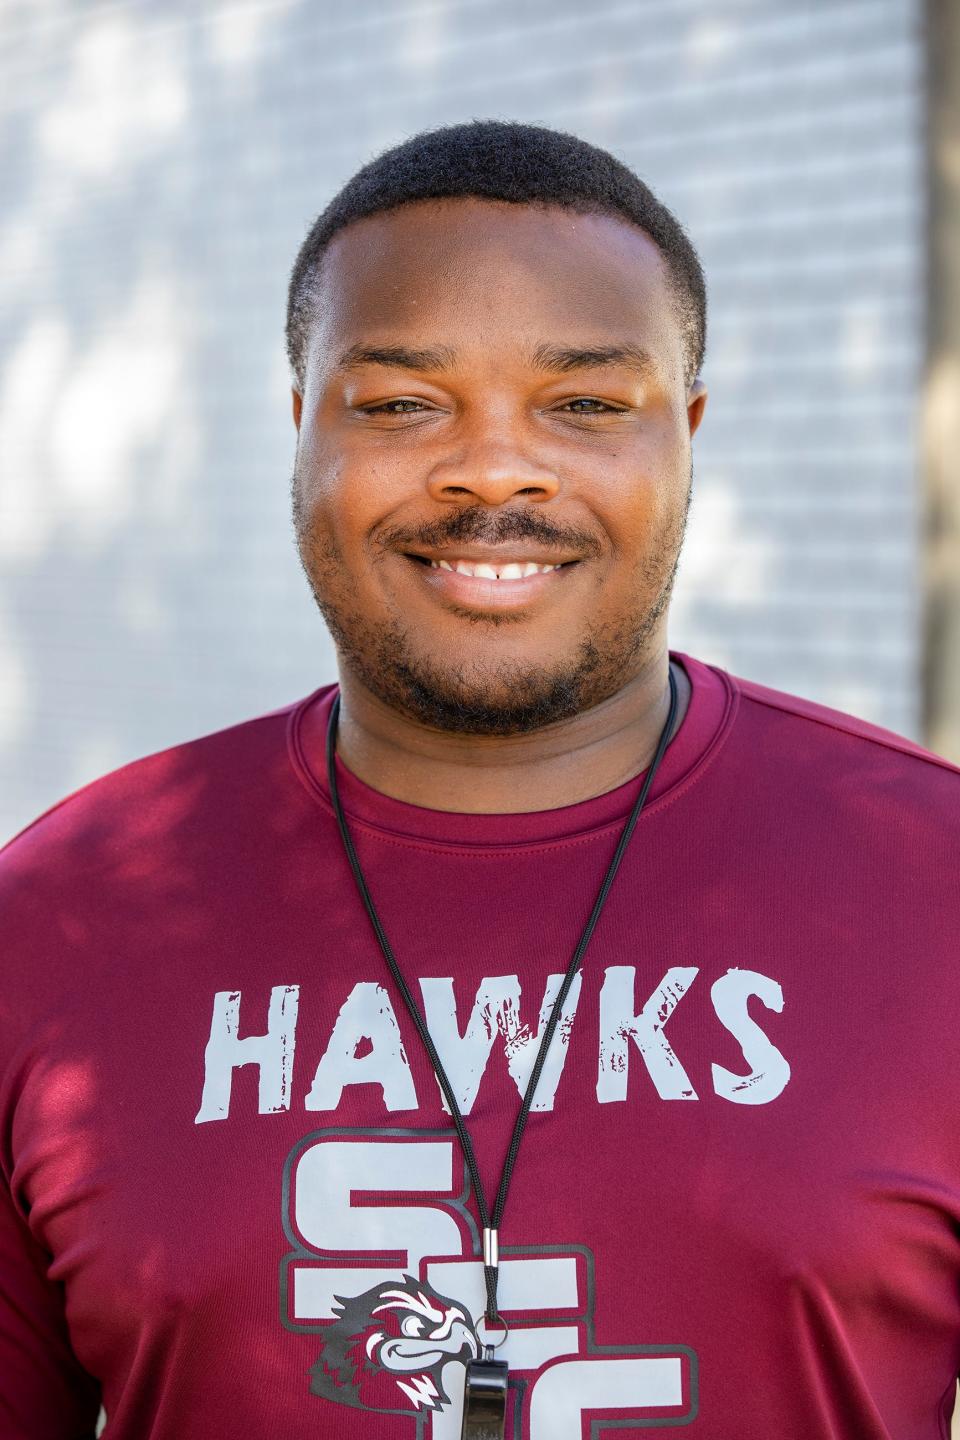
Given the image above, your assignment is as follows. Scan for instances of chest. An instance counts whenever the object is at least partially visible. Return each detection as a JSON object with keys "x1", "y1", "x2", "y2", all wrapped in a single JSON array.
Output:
[{"x1": 15, "y1": 874, "x2": 960, "y2": 1436}]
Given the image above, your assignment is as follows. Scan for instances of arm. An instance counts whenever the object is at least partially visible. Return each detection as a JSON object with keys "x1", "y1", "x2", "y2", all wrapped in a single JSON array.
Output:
[{"x1": 0, "y1": 1172, "x2": 102, "y2": 1439}]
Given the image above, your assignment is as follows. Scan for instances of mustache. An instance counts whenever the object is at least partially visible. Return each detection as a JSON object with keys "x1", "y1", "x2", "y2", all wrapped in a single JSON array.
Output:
[{"x1": 376, "y1": 505, "x2": 603, "y2": 559}]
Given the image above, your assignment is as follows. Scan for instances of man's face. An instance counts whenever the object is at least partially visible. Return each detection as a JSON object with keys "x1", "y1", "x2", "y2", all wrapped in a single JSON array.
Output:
[{"x1": 291, "y1": 198, "x2": 707, "y2": 735}]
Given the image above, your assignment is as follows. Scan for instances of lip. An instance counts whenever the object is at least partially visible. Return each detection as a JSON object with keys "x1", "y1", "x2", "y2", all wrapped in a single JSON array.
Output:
[
  {"x1": 400, "y1": 553, "x2": 579, "y2": 611},
  {"x1": 402, "y1": 546, "x2": 582, "y2": 568}
]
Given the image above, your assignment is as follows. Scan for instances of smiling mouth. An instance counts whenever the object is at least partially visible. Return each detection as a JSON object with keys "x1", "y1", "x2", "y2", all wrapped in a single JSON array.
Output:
[
  {"x1": 407, "y1": 555, "x2": 570, "y2": 580},
  {"x1": 400, "y1": 551, "x2": 581, "y2": 611}
]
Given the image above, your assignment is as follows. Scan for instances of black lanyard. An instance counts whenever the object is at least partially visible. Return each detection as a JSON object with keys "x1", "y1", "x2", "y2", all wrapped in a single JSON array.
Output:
[{"x1": 324, "y1": 666, "x2": 678, "y2": 1342}]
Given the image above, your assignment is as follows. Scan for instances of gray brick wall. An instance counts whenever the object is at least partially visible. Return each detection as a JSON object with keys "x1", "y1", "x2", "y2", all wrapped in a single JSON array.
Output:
[{"x1": 0, "y1": 0, "x2": 925, "y2": 842}]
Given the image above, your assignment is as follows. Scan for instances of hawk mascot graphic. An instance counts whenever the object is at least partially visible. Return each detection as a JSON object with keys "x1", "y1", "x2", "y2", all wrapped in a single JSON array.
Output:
[{"x1": 309, "y1": 1276, "x2": 480, "y2": 1414}]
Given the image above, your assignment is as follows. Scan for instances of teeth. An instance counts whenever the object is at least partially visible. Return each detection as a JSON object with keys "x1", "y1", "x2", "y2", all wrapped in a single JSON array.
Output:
[{"x1": 428, "y1": 559, "x2": 560, "y2": 578}]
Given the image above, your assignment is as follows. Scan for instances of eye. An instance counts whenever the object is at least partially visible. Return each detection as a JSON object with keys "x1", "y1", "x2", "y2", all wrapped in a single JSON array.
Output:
[
  {"x1": 557, "y1": 397, "x2": 627, "y2": 415},
  {"x1": 361, "y1": 398, "x2": 431, "y2": 415},
  {"x1": 401, "y1": 1315, "x2": 425, "y2": 1337}
]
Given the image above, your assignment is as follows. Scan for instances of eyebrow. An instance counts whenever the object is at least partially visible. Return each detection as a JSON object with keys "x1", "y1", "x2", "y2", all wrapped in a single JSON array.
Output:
[
  {"x1": 334, "y1": 340, "x2": 657, "y2": 378},
  {"x1": 336, "y1": 343, "x2": 457, "y2": 373},
  {"x1": 530, "y1": 342, "x2": 658, "y2": 378}
]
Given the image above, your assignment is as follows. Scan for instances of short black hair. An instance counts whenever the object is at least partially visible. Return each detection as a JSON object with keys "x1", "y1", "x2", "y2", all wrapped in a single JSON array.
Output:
[{"x1": 286, "y1": 119, "x2": 706, "y2": 391}]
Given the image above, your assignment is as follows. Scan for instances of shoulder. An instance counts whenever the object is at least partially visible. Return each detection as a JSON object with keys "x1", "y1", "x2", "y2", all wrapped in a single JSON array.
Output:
[
  {"x1": 0, "y1": 691, "x2": 331, "y2": 1081},
  {"x1": 0, "y1": 691, "x2": 323, "y2": 884},
  {"x1": 732, "y1": 669, "x2": 957, "y2": 776},
  {"x1": 711, "y1": 660, "x2": 960, "y2": 830},
  {"x1": 736, "y1": 668, "x2": 955, "y2": 771},
  {"x1": 0, "y1": 693, "x2": 327, "y2": 1047}
]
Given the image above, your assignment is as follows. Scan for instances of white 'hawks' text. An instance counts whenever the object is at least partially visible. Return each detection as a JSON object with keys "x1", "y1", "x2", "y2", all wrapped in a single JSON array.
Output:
[{"x1": 195, "y1": 966, "x2": 790, "y2": 1123}]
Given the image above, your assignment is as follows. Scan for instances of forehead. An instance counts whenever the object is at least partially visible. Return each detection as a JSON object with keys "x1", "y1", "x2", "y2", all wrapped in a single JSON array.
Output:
[{"x1": 307, "y1": 198, "x2": 682, "y2": 381}]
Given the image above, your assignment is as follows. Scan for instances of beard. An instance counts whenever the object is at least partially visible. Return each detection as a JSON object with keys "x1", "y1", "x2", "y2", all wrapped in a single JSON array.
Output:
[{"x1": 292, "y1": 471, "x2": 691, "y2": 737}]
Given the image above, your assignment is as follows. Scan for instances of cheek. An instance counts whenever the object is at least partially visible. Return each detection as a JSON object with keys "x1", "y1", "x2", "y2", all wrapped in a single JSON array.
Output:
[
  {"x1": 576, "y1": 403, "x2": 687, "y2": 516},
  {"x1": 623, "y1": 429, "x2": 691, "y2": 543},
  {"x1": 295, "y1": 423, "x2": 351, "y2": 504},
  {"x1": 299, "y1": 425, "x2": 410, "y2": 538},
  {"x1": 584, "y1": 465, "x2": 673, "y2": 562},
  {"x1": 295, "y1": 450, "x2": 368, "y2": 558}
]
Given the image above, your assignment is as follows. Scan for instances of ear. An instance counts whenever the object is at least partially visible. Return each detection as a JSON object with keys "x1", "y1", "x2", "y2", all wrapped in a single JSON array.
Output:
[
  {"x1": 686, "y1": 378, "x2": 707, "y2": 437},
  {"x1": 292, "y1": 389, "x2": 303, "y2": 431}
]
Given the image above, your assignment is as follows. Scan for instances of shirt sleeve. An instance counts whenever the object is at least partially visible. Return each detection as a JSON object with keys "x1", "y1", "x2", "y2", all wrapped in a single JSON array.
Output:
[{"x1": 0, "y1": 1171, "x2": 101, "y2": 1439}]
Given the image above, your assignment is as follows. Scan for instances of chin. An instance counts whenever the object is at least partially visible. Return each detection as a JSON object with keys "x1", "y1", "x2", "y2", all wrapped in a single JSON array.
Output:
[
  {"x1": 394, "y1": 682, "x2": 587, "y2": 736},
  {"x1": 322, "y1": 588, "x2": 666, "y2": 736},
  {"x1": 364, "y1": 643, "x2": 628, "y2": 737}
]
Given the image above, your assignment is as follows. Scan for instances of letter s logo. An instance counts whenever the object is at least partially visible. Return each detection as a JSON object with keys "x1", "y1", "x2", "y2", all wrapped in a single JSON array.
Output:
[{"x1": 280, "y1": 1129, "x2": 697, "y2": 1434}]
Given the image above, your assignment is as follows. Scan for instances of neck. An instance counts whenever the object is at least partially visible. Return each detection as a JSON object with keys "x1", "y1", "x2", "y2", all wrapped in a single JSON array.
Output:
[{"x1": 331, "y1": 648, "x2": 691, "y2": 815}]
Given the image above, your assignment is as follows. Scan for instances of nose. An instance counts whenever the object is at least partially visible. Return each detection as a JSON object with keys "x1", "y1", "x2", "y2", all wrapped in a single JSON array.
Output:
[{"x1": 425, "y1": 433, "x2": 560, "y2": 507}]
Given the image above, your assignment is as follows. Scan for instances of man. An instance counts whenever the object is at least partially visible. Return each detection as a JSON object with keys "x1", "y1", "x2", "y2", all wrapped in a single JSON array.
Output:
[{"x1": 1, "y1": 121, "x2": 958, "y2": 1440}]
